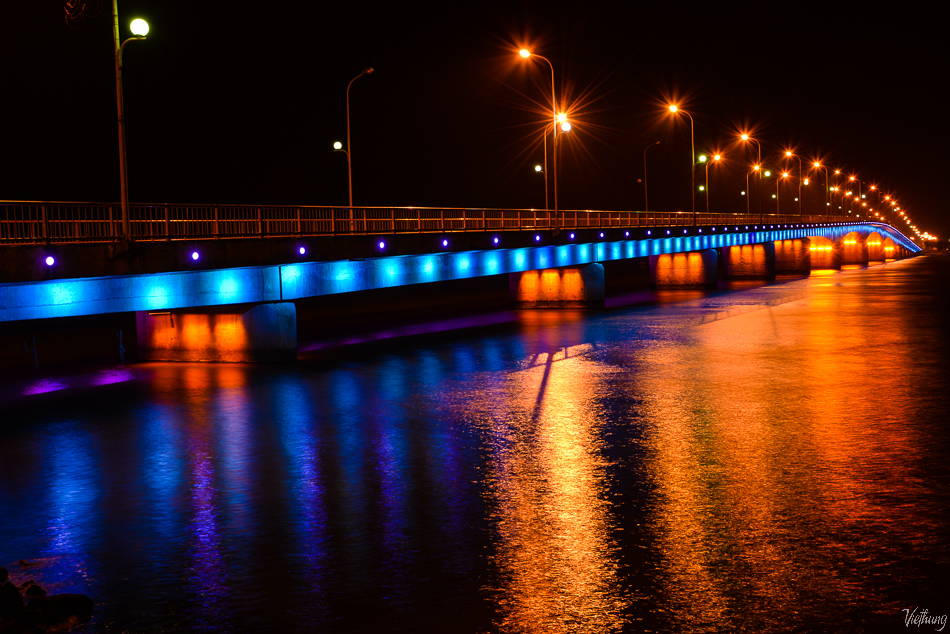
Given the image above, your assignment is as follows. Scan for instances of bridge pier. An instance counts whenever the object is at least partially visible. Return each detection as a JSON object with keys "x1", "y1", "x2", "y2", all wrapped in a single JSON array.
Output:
[
  {"x1": 774, "y1": 238, "x2": 811, "y2": 275},
  {"x1": 719, "y1": 243, "x2": 776, "y2": 280},
  {"x1": 808, "y1": 236, "x2": 841, "y2": 269},
  {"x1": 136, "y1": 302, "x2": 297, "y2": 362},
  {"x1": 840, "y1": 232, "x2": 869, "y2": 265},
  {"x1": 509, "y1": 264, "x2": 605, "y2": 308},
  {"x1": 650, "y1": 250, "x2": 718, "y2": 289}
]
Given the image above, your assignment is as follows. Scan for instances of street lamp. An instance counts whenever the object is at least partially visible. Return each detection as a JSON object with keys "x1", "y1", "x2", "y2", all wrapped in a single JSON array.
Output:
[
  {"x1": 534, "y1": 164, "x2": 546, "y2": 209},
  {"x1": 701, "y1": 153, "x2": 721, "y2": 214},
  {"x1": 812, "y1": 161, "x2": 829, "y2": 218},
  {"x1": 740, "y1": 134, "x2": 762, "y2": 220},
  {"x1": 785, "y1": 150, "x2": 803, "y2": 216},
  {"x1": 643, "y1": 141, "x2": 660, "y2": 212},
  {"x1": 746, "y1": 165, "x2": 760, "y2": 218},
  {"x1": 520, "y1": 49, "x2": 563, "y2": 221},
  {"x1": 669, "y1": 105, "x2": 697, "y2": 224},
  {"x1": 342, "y1": 67, "x2": 374, "y2": 208},
  {"x1": 113, "y1": 10, "x2": 149, "y2": 241},
  {"x1": 776, "y1": 171, "x2": 790, "y2": 215}
]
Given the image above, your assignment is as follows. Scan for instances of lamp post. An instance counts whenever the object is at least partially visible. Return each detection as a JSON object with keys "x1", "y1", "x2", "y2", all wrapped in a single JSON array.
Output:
[
  {"x1": 669, "y1": 105, "x2": 696, "y2": 224},
  {"x1": 114, "y1": 8, "x2": 148, "y2": 241},
  {"x1": 776, "y1": 171, "x2": 790, "y2": 215},
  {"x1": 746, "y1": 164, "x2": 760, "y2": 218},
  {"x1": 740, "y1": 134, "x2": 762, "y2": 222},
  {"x1": 535, "y1": 163, "x2": 547, "y2": 210},
  {"x1": 785, "y1": 151, "x2": 803, "y2": 216},
  {"x1": 643, "y1": 141, "x2": 660, "y2": 212},
  {"x1": 343, "y1": 67, "x2": 374, "y2": 208},
  {"x1": 703, "y1": 153, "x2": 721, "y2": 214},
  {"x1": 812, "y1": 161, "x2": 828, "y2": 218},
  {"x1": 520, "y1": 49, "x2": 561, "y2": 222}
]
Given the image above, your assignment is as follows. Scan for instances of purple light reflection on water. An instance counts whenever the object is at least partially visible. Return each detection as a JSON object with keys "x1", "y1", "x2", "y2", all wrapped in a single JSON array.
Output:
[
  {"x1": 92, "y1": 367, "x2": 133, "y2": 387},
  {"x1": 23, "y1": 378, "x2": 70, "y2": 396}
]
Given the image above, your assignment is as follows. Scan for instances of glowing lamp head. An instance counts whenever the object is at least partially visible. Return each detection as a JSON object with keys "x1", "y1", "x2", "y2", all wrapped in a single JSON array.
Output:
[
  {"x1": 442, "y1": 239, "x2": 448, "y2": 247},
  {"x1": 741, "y1": 134, "x2": 749, "y2": 140},
  {"x1": 804, "y1": 178, "x2": 810, "y2": 185},
  {"x1": 130, "y1": 18, "x2": 149, "y2": 36},
  {"x1": 556, "y1": 112, "x2": 567, "y2": 124},
  {"x1": 534, "y1": 165, "x2": 542, "y2": 172},
  {"x1": 699, "y1": 155, "x2": 707, "y2": 163},
  {"x1": 570, "y1": 233, "x2": 575, "y2": 239},
  {"x1": 333, "y1": 141, "x2": 343, "y2": 150},
  {"x1": 378, "y1": 241, "x2": 385, "y2": 249},
  {"x1": 560, "y1": 121, "x2": 571, "y2": 132},
  {"x1": 849, "y1": 176, "x2": 855, "y2": 181},
  {"x1": 764, "y1": 171, "x2": 771, "y2": 177},
  {"x1": 669, "y1": 104, "x2": 678, "y2": 113},
  {"x1": 753, "y1": 165, "x2": 760, "y2": 171},
  {"x1": 835, "y1": 170, "x2": 841, "y2": 175},
  {"x1": 493, "y1": 236, "x2": 499, "y2": 244},
  {"x1": 519, "y1": 49, "x2": 531, "y2": 58},
  {"x1": 713, "y1": 154, "x2": 721, "y2": 161},
  {"x1": 191, "y1": 251, "x2": 199, "y2": 261},
  {"x1": 786, "y1": 151, "x2": 792, "y2": 157},
  {"x1": 783, "y1": 172, "x2": 789, "y2": 178},
  {"x1": 45, "y1": 256, "x2": 54, "y2": 266},
  {"x1": 298, "y1": 246, "x2": 306, "y2": 255},
  {"x1": 535, "y1": 235, "x2": 541, "y2": 241},
  {"x1": 814, "y1": 162, "x2": 821, "y2": 168}
]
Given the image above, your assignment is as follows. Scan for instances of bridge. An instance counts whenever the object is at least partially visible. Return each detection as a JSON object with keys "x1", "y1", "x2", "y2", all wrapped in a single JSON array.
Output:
[{"x1": 1, "y1": 201, "x2": 921, "y2": 362}]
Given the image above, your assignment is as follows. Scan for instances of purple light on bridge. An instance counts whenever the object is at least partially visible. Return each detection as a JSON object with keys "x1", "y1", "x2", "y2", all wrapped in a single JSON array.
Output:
[
  {"x1": 625, "y1": 231, "x2": 629, "y2": 237},
  {"x1": 45, "y1": 256, "x2": 55, "y2": 266},
  {"x1": 535, "y1": 235, "x2": 540, "y2": 242},
  {"x1": 570, "y1": 233, "x2": 575, "y2": 239},
  {"x1": 191, "y1": 251, "x2": 200, "y2": 261},
  {"x1": 299, "y1": 246, "x2": 306, "y2": 255},
  {"x1": 442, "y1": 239, "x2": 448, "y2": 247},
  {"x1": 647, "y1": 230, "x2": 651, "y2": 235},
  {"x1": 379, "y1": 241, "x2": 385, "y2": 250},
  {"x1": 493, "y1": 237, "x2": 499, "y2": 244},
  {"x1": 599, "y1": 232, "x2": 604, "y2": 238}
]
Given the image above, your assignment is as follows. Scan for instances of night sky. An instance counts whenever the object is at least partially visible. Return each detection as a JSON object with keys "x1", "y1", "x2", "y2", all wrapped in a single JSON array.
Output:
[{"x1": 3, "y1": 1, "x2": 946, "y2": 237}]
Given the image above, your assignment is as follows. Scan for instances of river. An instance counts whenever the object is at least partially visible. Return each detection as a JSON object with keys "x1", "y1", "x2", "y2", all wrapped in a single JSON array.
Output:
[{"x1": 2, "y1": 254, "x2": 948, "y2": 633}]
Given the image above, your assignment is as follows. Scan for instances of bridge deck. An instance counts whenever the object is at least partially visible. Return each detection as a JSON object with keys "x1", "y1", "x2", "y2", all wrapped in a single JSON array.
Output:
[{"x1": 0, "y1": 222, "x2": 920, "y2": 323}]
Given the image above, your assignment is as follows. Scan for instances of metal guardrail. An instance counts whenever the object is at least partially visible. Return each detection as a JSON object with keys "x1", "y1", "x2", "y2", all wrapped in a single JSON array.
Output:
[{"x1": 1, "y1": 200, "x2": 847, "y2": 245}]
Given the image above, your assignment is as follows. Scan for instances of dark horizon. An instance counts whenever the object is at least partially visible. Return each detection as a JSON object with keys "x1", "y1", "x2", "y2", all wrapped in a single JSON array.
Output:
[{"x1": 2, "y1": 1, "x2": 944, "y2": 238}]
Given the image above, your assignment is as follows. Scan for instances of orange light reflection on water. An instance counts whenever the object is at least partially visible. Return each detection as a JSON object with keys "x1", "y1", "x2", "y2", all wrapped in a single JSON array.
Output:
[{"x1": 468, "y1": 339, "x2": 626, "y2": 633}]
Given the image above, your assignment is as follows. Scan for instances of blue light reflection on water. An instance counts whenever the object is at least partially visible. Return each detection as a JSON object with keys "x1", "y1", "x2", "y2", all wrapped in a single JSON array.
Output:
[{"x1": 1, "y1": 256, "x2": 949, "y2": 632}]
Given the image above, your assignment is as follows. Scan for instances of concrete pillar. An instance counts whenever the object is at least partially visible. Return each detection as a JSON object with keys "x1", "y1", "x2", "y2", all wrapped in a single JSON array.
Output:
[
  {"x1": 774, "y1": 238, "x2": 811, "y2": 275},
  {"x1": 137, "y1": 302, "x2": 297, "y2": 362},
  {"x1": 866, "y1": 234, "x2": 885, "y2": 261},
  {"x1": 719, "y1": 243, "x2": 776, "y2": 280},
  {"x1": 649, "y1": 249, "x2": 718, "y2": 289},
  {"x1": 509, "y1": 263, "x2": 605, "y2": 308},
  {"x1": 840, "y1": 233, "x2": 869, "y2": 265},
  {"x1": 808, "y1": 237, "x2": 841, "y2": 269}
]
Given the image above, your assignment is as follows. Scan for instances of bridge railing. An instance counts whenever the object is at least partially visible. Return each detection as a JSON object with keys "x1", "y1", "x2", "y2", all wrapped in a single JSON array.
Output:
[{"x1": 1, "y1": 200, "x2": 848, "y2": 245}]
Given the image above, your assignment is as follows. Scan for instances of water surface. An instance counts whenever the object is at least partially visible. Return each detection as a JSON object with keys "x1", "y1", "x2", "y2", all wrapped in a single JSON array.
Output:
[{"x1": 2, "y1": 255, "x2": 948, "y2": 633}]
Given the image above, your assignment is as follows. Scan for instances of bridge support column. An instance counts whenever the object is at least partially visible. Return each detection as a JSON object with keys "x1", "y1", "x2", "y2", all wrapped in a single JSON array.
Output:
[
  {"x1": 509, "y1": 263, "x2": 605, "y2": 308},
  {"x1": 650, "y1": 249, "x2": 718, "y2": 289},
  {"x1": 774, "y1": 238, "x2": 811, "y2": 275},
  {"x1": 136, "y1": 302, "x2": 297, "y2": 362},
  {"x1": 719, "y1": 243, "x2": 775, "y2": 280},
  {"x1": 808, "y1": 237, "x2": 841, "y2": 269},
  {"x1": 840, "y1": 234, "x2": 869, "y2": 265}
]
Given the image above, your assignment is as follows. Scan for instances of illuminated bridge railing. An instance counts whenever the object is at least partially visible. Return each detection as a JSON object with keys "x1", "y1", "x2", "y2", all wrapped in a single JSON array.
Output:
[{"x1": 1, "y1": 200, "x2": 842, "y2": 245}]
